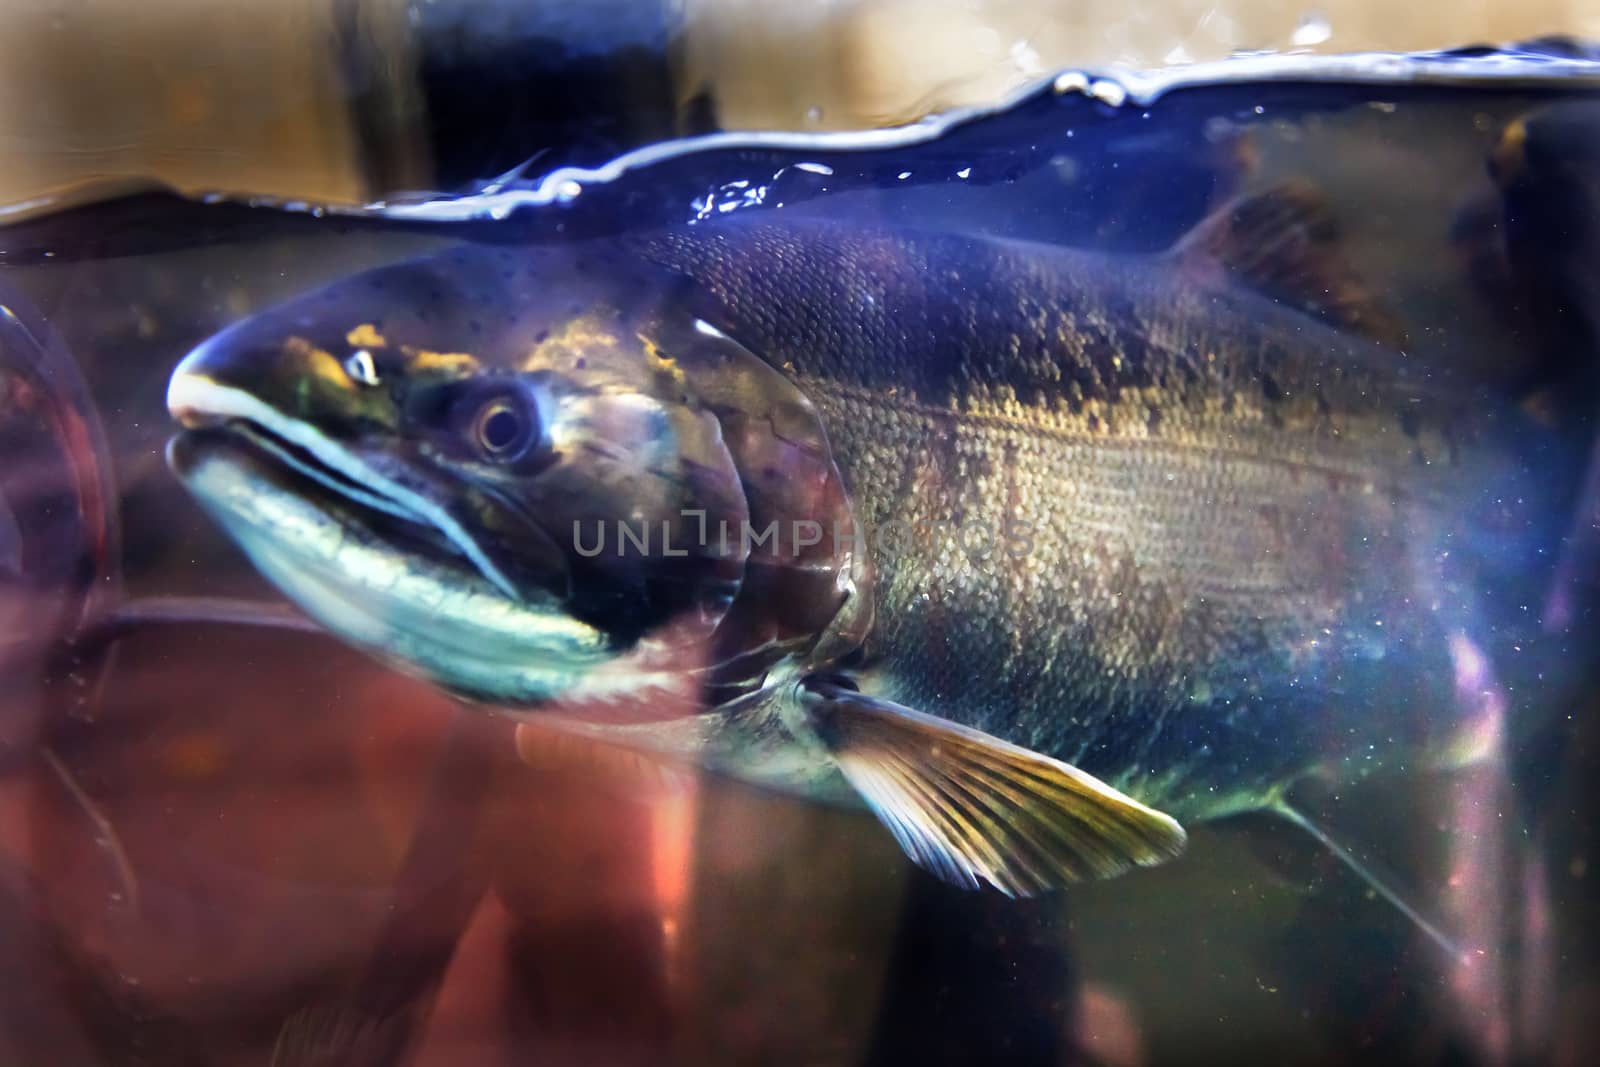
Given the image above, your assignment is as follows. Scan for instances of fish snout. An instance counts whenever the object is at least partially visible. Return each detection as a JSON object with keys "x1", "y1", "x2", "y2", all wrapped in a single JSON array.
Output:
[{"x1": 168, "y1": 322, "x2": 392, "y2": 434}]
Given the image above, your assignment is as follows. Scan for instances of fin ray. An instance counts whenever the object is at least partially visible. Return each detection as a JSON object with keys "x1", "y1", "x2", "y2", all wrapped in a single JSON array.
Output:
[
  {"x1": 804, "y1": 681, "x2": 1187, "y2": 896},
  {"x1": 1170, "y1": 180, "x2": 1408, "y2": 346}
]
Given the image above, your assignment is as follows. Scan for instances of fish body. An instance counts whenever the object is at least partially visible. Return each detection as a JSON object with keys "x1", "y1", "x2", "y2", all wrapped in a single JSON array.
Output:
[
  {"x1": 628, "y1": 220, "x2": 1528, "y2": 820},
  {"x1": 166, "y1": 187, "x2": 1569, "y2": 893}
]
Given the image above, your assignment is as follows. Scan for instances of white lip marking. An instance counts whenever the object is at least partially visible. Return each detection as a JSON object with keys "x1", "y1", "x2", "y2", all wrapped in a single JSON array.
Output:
[
  {"x1": 241, "y1": 426, "x2": 416, "y2": 524},
  {"x1": 179, "y1": 443, "x2": 633, "y2": 701},
  {"x1": 168, "y1": 371, "x2": 524, "y2": 600}
]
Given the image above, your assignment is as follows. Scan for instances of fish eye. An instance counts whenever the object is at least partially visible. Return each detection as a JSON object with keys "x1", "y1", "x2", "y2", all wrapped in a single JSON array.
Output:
[
  {"x1": 344, "y1": 349, "x2": 380, "y2": 386},
  {"x1": 473, "y1": 395, "x2": 534, "y2": 458}
]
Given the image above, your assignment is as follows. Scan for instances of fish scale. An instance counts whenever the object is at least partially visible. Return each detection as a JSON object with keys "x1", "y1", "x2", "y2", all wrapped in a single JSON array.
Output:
[{"x1": 632, "y1": 217, "x2": 1497, "y2": 817}]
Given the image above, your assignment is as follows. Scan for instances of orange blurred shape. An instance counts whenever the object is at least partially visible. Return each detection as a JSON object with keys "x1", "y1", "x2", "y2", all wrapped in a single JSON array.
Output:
[
  {"x1": 1077, "y1": 982, "x2": 1145, "y2": 1067},
  {"x1": 155, "y1": 731, "x2": 230, "y2": 781}
]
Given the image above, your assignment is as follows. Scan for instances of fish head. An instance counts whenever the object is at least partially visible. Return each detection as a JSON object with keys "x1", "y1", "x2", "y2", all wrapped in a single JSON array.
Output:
[{"x1": 166, "y1": 243, "x2": 761, "y2": 708}]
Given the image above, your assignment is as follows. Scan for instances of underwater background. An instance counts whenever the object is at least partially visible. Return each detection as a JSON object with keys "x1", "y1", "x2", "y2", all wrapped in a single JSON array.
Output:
[{"x1": 3, "y1": 4, "x2": 1600, "y2": 1065}]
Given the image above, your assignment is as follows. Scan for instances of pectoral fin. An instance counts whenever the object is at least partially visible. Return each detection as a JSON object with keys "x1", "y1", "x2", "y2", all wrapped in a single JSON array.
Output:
[{"x1": 802, "y1": 680, "x2": 1187, "y2": 896}]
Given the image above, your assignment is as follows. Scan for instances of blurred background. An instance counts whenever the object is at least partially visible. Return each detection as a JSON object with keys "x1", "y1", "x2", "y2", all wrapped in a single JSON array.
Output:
[
  {"x1": 2, "y1": 0, "x2": 1599, "y2": 207},
  {"x1": 2, "y1": 3, "x2": 1599, "y2": 1066}
]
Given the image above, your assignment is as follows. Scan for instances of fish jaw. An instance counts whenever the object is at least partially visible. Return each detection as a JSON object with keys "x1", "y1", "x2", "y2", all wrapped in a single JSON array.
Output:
[
  {"x1": 167, "y1": 368, "x2": 533, "y2": 603},
  {"x1": 163, "y1": 426, "x2": 660, "y2": 706}
]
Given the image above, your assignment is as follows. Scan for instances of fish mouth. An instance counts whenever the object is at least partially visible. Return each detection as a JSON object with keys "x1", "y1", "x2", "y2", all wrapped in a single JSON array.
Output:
[
  {"x1": 168, "y1": 372, "x2": 526, "y2": 599},
  {"x1": 166, "y1": 371, "x2": 630, "y2": 704},
  {"x1": 190, "y1": 421, "x2": 471, "y2": 569}
]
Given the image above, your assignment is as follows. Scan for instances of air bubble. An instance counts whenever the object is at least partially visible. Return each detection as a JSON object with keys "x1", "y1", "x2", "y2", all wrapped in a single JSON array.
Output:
[
  {"x1": 1052, "y1": 71, "x2": 1090, "y2": 96},
  {"x1": 1089, "y1": 79, "x2": 1128, "y2": 107}
]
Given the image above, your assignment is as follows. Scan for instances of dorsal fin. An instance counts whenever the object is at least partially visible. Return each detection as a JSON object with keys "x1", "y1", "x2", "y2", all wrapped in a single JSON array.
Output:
[{"x1": 1170, "y1": 180, "x2": 1408, "y2": 347}]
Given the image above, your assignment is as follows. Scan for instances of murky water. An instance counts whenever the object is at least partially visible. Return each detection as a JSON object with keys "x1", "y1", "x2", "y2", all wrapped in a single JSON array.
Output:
[{"x1": 3, "y1": 46, "x2": 1599, "y2": 1066}]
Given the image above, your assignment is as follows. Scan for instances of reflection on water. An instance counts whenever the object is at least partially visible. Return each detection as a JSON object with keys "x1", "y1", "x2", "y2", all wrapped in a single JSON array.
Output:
[{"x1": 2, "y1": 54, "x2": 1600, "y2": 1067}]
